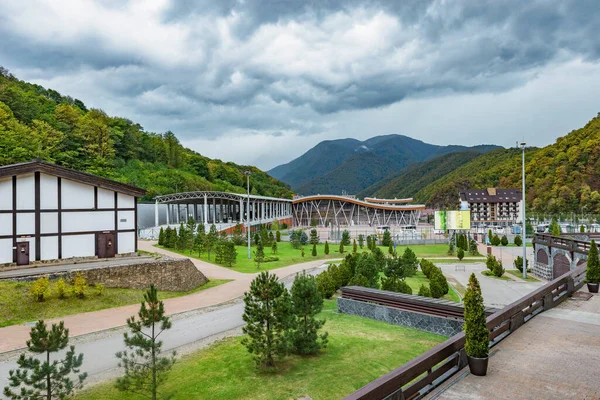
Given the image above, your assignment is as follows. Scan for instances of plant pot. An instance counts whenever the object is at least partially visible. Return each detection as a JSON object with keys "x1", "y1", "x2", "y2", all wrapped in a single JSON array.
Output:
[
  {"x1": 467, "y1": 355, "x2": 489, "y2": 376},
  {"x1": 587, "y1": 283, "x2": 599, "y2": 293}
]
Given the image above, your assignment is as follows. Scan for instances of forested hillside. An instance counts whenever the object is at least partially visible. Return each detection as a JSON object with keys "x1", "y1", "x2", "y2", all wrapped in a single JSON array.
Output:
[
  {"x1": 418, "y1": 113, "x2": 600, "y2": 213},
  {"x1": 0, "y1": 68, "x2": 292, "y2": 201},
  {"x1": 357, "y1": 151, "x2": 482, "y2": 200}
]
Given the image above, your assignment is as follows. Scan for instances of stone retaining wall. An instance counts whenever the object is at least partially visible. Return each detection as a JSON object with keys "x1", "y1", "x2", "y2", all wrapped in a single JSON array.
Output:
[
  {"x1": 72, "y1": 258, "x2": 208, "y2": 292},
  {"x1": 337, "y1": 297, "x2": 463, "y2": 337}
]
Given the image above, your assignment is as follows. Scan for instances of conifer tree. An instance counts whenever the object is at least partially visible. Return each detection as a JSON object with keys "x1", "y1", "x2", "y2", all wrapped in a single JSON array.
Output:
[
  {"x1": 177, "y1": 222, "x2": 187, "y2": 250},
  {"x1": 185, "y1": 217, "x2": 196, "y2": 253},
  {"x1": 324, "y1": 241, "x2": 329, "y2": 255},
  {"x1": 388, "y1": 242, "x2": 394, "y2": 255},
  {"x1": 158, "y1": 227, "x2": 165, "y2": 246},
  {"x1": 366, "y1": 235, "x2": 372, "y2": 251},
  {"x1": 339, "y1": 241, "x2": 344, "y2": 254},
  {"x1": 206, "y1": 224, "x2": 218, "y2": 260},
  {"x1": 402, "y1": 247, "x2": 418, "y2": 275},
  {"x1": 223, "y1": 241, "x2": 237, "y2": 267},
  {"x1": 254, "y1": 238, "x2": 265, "y2": 269},
  {"x1": 457, "y1": 248, "x2": 465, "y2": 261},
  {"x1": 268, "y1": 231, "x2": 275, "y2": 245},
  {"x1": 586, "y1": 240, "x2": 600, "y2": 284},
  {"x1": 116, "y1": 285, "x2": 175, "y2": 400},
  {"x1": 290, "y1": 272, "x2": 328, "y2": 355},
  {"x1": 232, "y1": 223, "x2": 244, "y2": 245},
  {"x1": 353, "y1": 239, "x2": 358, "y2": 254},
  {"x1": 382, "y1": 230, "x2": 392, "y2": 246},
  {"x1": 194, "y1": 223, "x2": 206, "y2": 257},
  {"x1": 312, "y1": 244, "x2": 317, "y2": 256},
  {"x1": 309, "y1": 228, "x2": 319, "y2": 245},
  {"x1": 242, "y1": 272, "x2": 294, "y2": 368},
  {"x1": 358, "y1": 234, "x2": 364, "y2": 249},
  {"x1": 271, "y1": 241, "x2": 277, "y2": 254},
  {"x1": 464, "y1": 273, "x2": 489, "y2": 358},
  {"x1": 276, "y1": 230, "x2": 281, "y2": 242},
  {"x1": 341, "y1": 230, "x2": 351, "y2": 245},
  {"x1": 4, "y1": 321, "x2": 87, "y2": 400}
]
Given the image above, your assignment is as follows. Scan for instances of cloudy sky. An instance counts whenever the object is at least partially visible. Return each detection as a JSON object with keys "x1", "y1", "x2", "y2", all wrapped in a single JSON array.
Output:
[{"x1": 1, "y1": 0, "x2": 600, "y2": 170}]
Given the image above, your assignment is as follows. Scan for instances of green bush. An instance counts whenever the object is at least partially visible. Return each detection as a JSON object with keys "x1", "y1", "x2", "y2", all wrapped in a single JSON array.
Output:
[
  {"x1": 347, "y1": 274, "x2": 369, "y2": 287},
  {"x1": 464, "y1": 273, "x2": 489, "y2": 358},
  {"x1": 55, "y1": 278, "x2": 67, "y2": 299},
  {"x1": 491, "y1": 234, "x2": 501, "y2": 246},
  {"x1": 418, "y1": 284, "x2": 431, "y2": 297},
  {"x1": 457, "y1": 248, "x2": 464, "y2": 261},
  {"x1": 30, "y1": 277, "x2": 50, "y2": 302},
  {"x1": 381, "y1": 276, "x2": 412, "y2": 294},
  {"x1": 95, "y1": 283, "x2": 105, "y2": 296},
  {"x1": 514, "y1": 256, "x2": 529, "y2": 273},
  {"x1": 586, "y1": 240, "x2": 600, "y2": 284},
  {"x1": 324, "y1": 241, "x2": 329, "y2": 255},
  {"x1": 327, "y1": 264, "x2": 342, "y2": 290},
  {"x1": 312, "y1": 244, "x2": 317, "y2": 257},
  {"x1": 501, "y1": 235, "x2": 508, "y2": 246},
  {"x1": 316, "y1": 271, "x2": 336, "y2": 299},
  {"x1": 429, "y1": 268, "x2": 449, "y2": 299},
  {"x1": 420, "y1": 258, "x2": 435, "y2": 279},
  {"x1": 514, "y1": 235, "x2": 522, "y2": 247},
  {"x1": 73, "y1": 272, "x2": 87, "y2": 299},
  {"x1": 263, "y1": 256, "x2": 279, "y2": 263},
  {"x1": 338, "y1": 262, "x2": 353, "y2": 287},
  {"x1": 339, "y1": 242, "x2": 344, "y2": 254}
]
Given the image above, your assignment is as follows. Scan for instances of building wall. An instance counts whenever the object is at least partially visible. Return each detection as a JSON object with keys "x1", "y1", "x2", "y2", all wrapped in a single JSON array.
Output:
[{"x1": 0, "y1": 172, "x2": 138, "y2": 265}]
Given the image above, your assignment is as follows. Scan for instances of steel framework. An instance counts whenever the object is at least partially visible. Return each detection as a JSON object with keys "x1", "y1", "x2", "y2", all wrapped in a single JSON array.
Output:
[{"x1": 292, "y1": 195, "x2": 423, "y2": 227}]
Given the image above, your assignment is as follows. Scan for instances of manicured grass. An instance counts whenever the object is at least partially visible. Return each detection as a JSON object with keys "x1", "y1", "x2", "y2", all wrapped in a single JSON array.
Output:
[
  {"x1": 420, "y1": 258, "x2": 482, "y2": 264},
  {"x1": 505, "y1": 269, "x2": 539, "y2": 282},
  {"x1": 79, "y1": 299, "x2": 446, "y2": 400},
  {"x1": 480, "y1": 270, "x2": 512, "y2": 281},
  {"x1": 156, "y1": 243, "x2": 469, "y2": 274},
  {"x1": 0, "y1": 279, "x2": 230, "y2": 328}
]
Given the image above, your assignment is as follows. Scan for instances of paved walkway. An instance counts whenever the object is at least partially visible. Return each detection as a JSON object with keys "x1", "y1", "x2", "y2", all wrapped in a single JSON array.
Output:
[
  {"x1": 0, "y1": 241, "x2": 331, "y2": 353},
  {"x1": 427, "y1": 288, "x2": 600, "y2": 399}
]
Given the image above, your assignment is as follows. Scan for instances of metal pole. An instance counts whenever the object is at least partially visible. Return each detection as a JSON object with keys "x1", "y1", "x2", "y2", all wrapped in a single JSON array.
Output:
[
  {"x1": 245, "y1": 171, "x2": 251, "y2": 259},
  {"x1": 521, "y1": 142, "x2": 527, "y2": 279}
]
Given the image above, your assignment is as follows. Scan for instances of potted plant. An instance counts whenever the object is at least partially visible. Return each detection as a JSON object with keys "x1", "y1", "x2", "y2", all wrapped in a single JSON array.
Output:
[
  {"x1": 464, "y1": 273, "x2": 489, "y2": 376},
  {"x1": 586, "y1": 240, "x2": 600, "y2": 293}
]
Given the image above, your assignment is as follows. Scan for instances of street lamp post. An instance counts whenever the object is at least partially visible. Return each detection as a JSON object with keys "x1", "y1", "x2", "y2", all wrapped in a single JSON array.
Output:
[
  {"x1": 520, "y1": 142, "x2": 527, "y2": 279},
  {"x1": 244, "y1": 171, "x2": 252, "y2": 259}
]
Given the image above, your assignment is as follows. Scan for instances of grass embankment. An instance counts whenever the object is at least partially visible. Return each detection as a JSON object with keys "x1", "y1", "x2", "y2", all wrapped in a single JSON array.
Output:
[
  {"x1": 79, "y1": 299, "x2": 446, "y2": 400},
  {"x1": 480, "y1": 270, "x2": 512, "y2": 281},
  {"x1": 0, "y1": 279, "x2": 230, "y2": 328},
  {"x1": 156, "y1": 243, "x2": 482, "y2": 274},
  {"x1": 403, "y1": 271, "x2": 461, "y2": 303},
  {"x1": 504, "y1": 270, "x2": 540, "y2": 282}
]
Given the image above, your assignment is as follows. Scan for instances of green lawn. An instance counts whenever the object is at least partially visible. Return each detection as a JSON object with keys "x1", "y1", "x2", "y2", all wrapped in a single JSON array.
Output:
[
  {"x1": 505, "y1": 269, "x2": 539, "y2": 282},
  {"x1": 156, "y1": 243, "x2": 472, "y2": 274},
  {"x1": 480, "y1": 270, "x2": 512, "y2": 281},
  {"x1": 0, "y1": 279, "x2": 230, "y2": 328},
  {"x1": 79, "y1": 300, "x2": 446, "y2": 400}
]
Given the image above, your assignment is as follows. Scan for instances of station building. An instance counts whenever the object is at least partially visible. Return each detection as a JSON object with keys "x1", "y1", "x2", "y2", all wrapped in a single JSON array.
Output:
[
  {"x1": 459, "y1": 188, "x2": 522, "y2": 227},
  {"x1": 0, "y1": 161, "x2": 145, "y2": 266}
]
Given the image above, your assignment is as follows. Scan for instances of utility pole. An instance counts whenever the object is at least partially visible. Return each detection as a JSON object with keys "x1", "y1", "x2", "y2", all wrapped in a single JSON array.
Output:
[
  {"x1": 244, "y1": 171, "x2": 252, "y2": 259},
  {"x1": 521, "y1": 142, "x2": 527, "y2": 279}
]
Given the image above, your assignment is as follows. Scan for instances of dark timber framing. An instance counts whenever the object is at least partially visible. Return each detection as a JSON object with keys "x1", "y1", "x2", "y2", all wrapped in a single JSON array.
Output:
[{"x1": 2, "y1": 161, "x2": 145, "y2": 264}]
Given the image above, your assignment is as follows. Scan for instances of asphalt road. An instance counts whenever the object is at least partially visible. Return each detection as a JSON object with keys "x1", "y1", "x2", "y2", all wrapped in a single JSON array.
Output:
[{"x1": 0, "y1": 265, "x2": 327, "y2": 389}]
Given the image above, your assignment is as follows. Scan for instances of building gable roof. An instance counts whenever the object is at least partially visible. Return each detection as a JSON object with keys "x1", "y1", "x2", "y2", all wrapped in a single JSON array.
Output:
[{"x1": 0, "y1": 160, "x2": 146, "y2": 197}]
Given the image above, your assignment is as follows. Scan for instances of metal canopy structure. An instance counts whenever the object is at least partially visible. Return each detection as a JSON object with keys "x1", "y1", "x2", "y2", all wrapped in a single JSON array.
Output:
[
  {"x1": 153, "y1": 191, "x2": 292, "y2": 227},
  {"x1": 292, "y1": 195, "x2": 424, "y2": 227}
]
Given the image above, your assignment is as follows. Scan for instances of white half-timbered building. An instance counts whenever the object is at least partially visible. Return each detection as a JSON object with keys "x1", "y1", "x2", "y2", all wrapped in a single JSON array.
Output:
[{"x1": 0, "y1": 160, "x2": 145, "y2": 266}]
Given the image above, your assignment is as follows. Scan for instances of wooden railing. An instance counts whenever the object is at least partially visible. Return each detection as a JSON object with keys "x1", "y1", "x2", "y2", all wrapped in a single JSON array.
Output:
[
  {"x1": 533, "y1": 233, "x2": 600, "y2": 254},
  {"x1": 344, "y1": 264, "x2": 587, "y2": 400}
]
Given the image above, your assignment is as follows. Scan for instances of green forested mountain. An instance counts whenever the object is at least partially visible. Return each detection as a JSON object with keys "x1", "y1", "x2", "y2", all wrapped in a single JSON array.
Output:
[
  {"x1": 0, "y1": 68, "x2": 292, "y2": 201},
  {"x1": 417, "y1": 113, "x2": 600, "y2": 213},
  {"x1": 357, "y1": 151, "x2": 482, "y2": 200}
]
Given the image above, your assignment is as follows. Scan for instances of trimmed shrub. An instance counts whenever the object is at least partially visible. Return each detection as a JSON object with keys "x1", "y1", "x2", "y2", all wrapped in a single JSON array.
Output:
[
  {"x1": 491, "y1": 234, "x2": 501, "y2": 246},
  {"x1": 30, "y1": 277, "x2": 49, "y2": 302},
  {"x1": 429, "y1": 268, "x2": 449, "y2": 298},
  {"x1": 312, "y1": 244, "x2": 317, "y2": 257},
  {"x1": 341, "y1": 230, "x2": 351, "y2": 245},
  {"x1": 73, "y1": 272, "x2": 87, "y2": 299},
  {"x1": 353, "y1": 239, "x2": 357, "y2": 254},
  {"x1": 324, "y1": 241, "x2": 329, "y2": 255},
  {"x1": 55, "y1": 278, "x2": 67, "y2": 299},
  {"x1": 501, "y1": 235, "x2": 508, "y2": 246},
  {"x1": 276, "y1": 230, "x2": 281, "y2": 242},
  {"x1": 339, "y1": 242, "x2": 344, "y2": 254},
  {"x1": 418, "y1": 284, "x2": 431, "y2": 297},
  {"x1": 493, "y1": 260, "x2": 505, "y2": 277},
  {"x1": 464, "y1": 273, "x2": 489, "y2": 358},
  {"x1": 514, "y1": 235, "x2": 522, "y2": 247},
  {"x1": 586, "y1": 239, "x2": 600, "y2": 284},
  {"x1": 420, "y1": 258, "x2": 435, "y2": 279},
  {"x1": 457, "y1": 248, "x2": 464, "y2": 261},
  {"x1": 514, "y1": 256, "x2": 529, "y2": 273}
]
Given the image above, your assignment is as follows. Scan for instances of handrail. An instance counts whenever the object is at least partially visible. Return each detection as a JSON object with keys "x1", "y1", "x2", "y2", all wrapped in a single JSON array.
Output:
[{"x1": 344, "y1": 263, "x2": 587, "y2": 400}]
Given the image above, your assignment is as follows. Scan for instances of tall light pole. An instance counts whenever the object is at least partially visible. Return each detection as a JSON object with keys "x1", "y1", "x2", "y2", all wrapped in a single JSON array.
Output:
[
  {"x1": 520, "y1": 142, "x2": 527, "y2": 279},
  {"x1": 244, "y1": 171, "x2": 252, "y2": 259}
]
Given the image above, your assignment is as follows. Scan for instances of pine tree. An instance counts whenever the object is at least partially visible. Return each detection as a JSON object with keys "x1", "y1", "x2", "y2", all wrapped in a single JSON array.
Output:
[
  {"x1": 402, "y1": 247, "x2": 418, "y2": 275},
  {"x1": 469, "y1": 239, "x2": 478, "y2": 256},
  {"x1": 3, "y1": 321, "x2": 87, "y2": 400},
  {"x1": 388, "y1": 242, "x2": 394, "y2": 255},
  {"x1": 268, "y1": 231, "x2": 275, "y2": 245},
  {"x1": 358, "y1": 234, "x2": 364, "y2": 249},
  {"x1": 447, "y1": 240, "x2": 454, "y2": 255},
  {"x1": 551, "y1": 218, "x2": 561, "y2": 236},
  {"x1": 206, "y1": 224, "x2": 218, "y2": 260},
  {"x1": 339, "y1": 241, "x2": 344, "y2": 254},
  {"x1": 223, "y1": 241, "x2": 238, "y2": 267},
  {"x1": 242, "y1": 272, "x2": 294, "y2": 368},
  {"x1": 271, "y1": 241, "x2": 277, "y2": 254},
  {"x1": 341, "y1": 230, "x2": 351, "y2": 245},
  {"x1": 418, "y1": 284, "x2": 431, "y2": 297},
  {"x1": 116, "y1": 285, "x2": 176, "y2": 400},
  {"x1": 366, "y1": 235, "x2": 372, "y2": 250},
  {"x1": 382, "y1": 230, "x2": 391, "y2": 246},
  {"x1": 158, "y1": 227, "x2": 165, "y2": 246},
  {"x1": 254, "y1": 238, "x2": 265, "y2": 269},
  {"x1": 177, "y1": 222, "x2": 187, "y2": 250},
  {"x1": 324, "y1": 241, "x2": 329, "y2": 255},
  {"x1": 352, "y1": 239, "x2": 357, "y2": 254},
  {"x1": 457, "y1": 248, "x2": 465, "y2": 261},
  {"x1": 309, "y1": 228, "x2": 319, "y2": 245},
  {"x1": 276, "y1": 230, "x2": 281, "y2": 242},
  {"x1": 232, "y1": 223, "x2": 245, "y2": 245},
  {"x1": 194, "y1": 223, "x2": 206, "y2": 257},
  {"x1": 464, "y1": 273, "x2": 489, "y2": 358},
  {"x1": 185, "y1": 217, "x2": 196, "y2": 253},
  {"x1": 586, "y1": 240, "x2": 600, "y2": 284},
  {"x1": 290, "y1": 272, "x2": 328, "y2": 355},
  {"x1": 312, "y1": 244, "x2": 317, "y2": 256}
]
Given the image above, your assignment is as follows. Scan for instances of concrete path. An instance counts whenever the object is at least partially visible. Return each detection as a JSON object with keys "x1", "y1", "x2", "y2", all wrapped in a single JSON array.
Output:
[
  {"x1": 438, "y1": 262, "x2": 543, "y2": 309},
  {"x1": 0, "y1": 241, "x2": 330, "y2": 353},
  {"x1": 427, "y1": 289, "x2": 600, "y2": 400}
]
